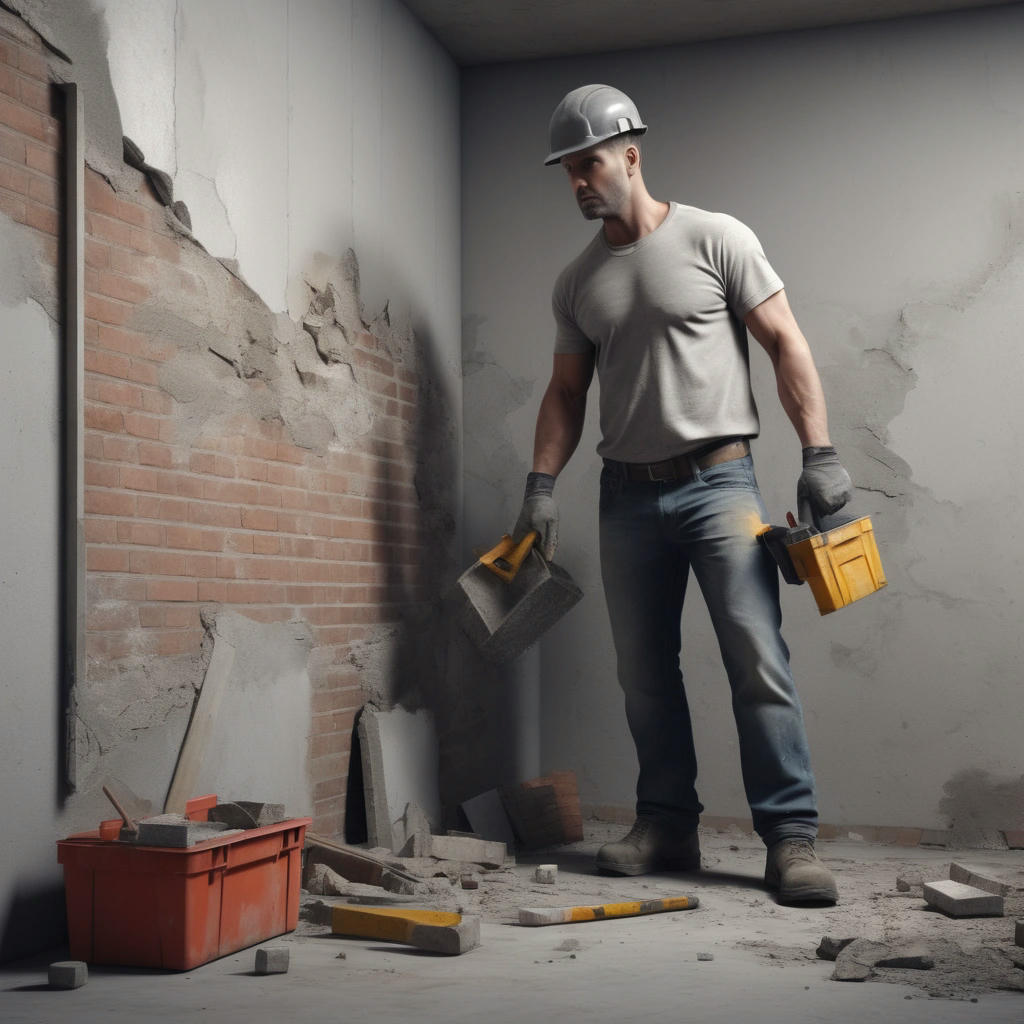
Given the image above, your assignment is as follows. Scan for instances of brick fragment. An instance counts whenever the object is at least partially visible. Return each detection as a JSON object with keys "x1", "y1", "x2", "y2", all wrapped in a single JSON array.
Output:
[{"x1": 949, "y1": 861, "x2": 1018, "y2": 897}]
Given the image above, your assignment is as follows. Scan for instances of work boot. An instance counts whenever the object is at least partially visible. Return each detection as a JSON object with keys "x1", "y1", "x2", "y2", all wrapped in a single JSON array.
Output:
[
  {"x1": 764, "y1": 838, "x2": 838, "y2": 905},
  {"x1": 595, "y1": 816, "x2": 701, "y2": 876}
]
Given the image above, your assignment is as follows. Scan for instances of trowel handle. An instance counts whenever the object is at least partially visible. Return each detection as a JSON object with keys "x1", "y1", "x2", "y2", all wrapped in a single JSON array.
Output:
[{"x1": 480, "y1": 532, "x2": 539, "y2": 582}]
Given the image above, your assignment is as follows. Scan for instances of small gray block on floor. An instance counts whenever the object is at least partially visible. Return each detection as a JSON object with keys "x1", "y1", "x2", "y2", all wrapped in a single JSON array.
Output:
[
  {"x1": 255, "y1": 946, "x2": 290, "y2": 974},
  {"x1": 923, "y1": 879, "x2": 1004, "y2": 917},
  {"x1": 49, "y1": 961, "x2": 88, "y2": 989},
  {"x1": 429, "y1": 834, "x2": 506, "y2": 868}
]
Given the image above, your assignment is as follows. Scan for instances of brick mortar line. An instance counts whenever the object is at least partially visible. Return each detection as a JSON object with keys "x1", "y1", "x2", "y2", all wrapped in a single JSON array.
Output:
[{"x1": 84, "y1": 541, "x2": 426, "y2": 563}]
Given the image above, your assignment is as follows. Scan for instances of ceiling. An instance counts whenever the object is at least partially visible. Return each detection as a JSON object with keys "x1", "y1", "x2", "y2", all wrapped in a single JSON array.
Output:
[{"x1": 400, "y1": 0, "x2": 1021, "y2": 65}]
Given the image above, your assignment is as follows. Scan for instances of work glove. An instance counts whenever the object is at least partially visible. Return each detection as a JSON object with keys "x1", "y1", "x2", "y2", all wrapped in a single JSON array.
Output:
[
  {"x1": 798, "y1": 446, "x2": 853, "y2": 523},
  {"x1": 513, "y1": 472, "x2": 559, "y2": 562}
]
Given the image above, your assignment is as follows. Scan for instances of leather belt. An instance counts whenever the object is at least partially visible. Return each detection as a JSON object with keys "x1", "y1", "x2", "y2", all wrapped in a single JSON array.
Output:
[{"x1": 605, "y1": 439, "x2": 750, "y2": 483}]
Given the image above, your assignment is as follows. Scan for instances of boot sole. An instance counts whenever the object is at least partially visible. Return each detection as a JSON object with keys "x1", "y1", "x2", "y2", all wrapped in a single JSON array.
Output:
[
  {"x1": 596, "y1": 856, "x2": 701, "y2": 877},
  {"x1": 766, "y1": 875, "x2": 838, "y2": 905}
]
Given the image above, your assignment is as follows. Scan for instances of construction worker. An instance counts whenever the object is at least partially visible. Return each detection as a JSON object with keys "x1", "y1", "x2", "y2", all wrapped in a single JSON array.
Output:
[{"x1": 514, "y1": 84, "x2": 852, "y2": 904}]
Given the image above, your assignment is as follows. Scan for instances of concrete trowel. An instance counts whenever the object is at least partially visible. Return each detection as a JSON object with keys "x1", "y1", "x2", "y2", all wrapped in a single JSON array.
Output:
[
  {"x1": 452, "y1": 531, "x2": 583, "y2": 663},
  {"x1": 757, "y1": 497, "x2": 886, "y2": 615}
]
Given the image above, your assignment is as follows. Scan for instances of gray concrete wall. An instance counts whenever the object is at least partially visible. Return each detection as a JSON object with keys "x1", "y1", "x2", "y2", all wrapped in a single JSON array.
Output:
[
  {"x1": 0, "y1": 0, "x2": 460, "y2": 960},
  {"x1": 461, "y1": 5, "x2": 1024, "y2": 838}
]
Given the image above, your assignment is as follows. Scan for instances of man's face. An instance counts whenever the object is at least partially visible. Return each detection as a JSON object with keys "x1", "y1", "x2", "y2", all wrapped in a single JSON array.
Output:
[{"x1": 560, "y1": 142, "x2": 631, "y2": 221}]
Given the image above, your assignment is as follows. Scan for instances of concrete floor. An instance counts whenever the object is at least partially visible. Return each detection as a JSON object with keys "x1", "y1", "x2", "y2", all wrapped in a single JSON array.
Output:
[{"x1": 3, "y1": 826, "x2": 1024, "y2": 1024}]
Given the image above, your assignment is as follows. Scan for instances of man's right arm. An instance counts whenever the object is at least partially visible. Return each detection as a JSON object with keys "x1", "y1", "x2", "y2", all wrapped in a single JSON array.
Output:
[
  {"x1": 532, "y1": 351, "x2": 595, "y2": 475},
  {"x1": 512, "y1": 351, "x2": 594, "y2": 560}
]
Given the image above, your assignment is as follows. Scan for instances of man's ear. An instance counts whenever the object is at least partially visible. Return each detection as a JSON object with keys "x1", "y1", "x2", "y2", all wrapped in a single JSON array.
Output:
[{"x1": 625, "y1": 144, "x2": 640, "y2": 175}]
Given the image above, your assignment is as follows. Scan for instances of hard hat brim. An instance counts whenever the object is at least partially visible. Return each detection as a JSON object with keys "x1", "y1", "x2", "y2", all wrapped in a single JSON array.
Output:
[{"x1": 544, "y1": 125, "x2": 648, "y2": 166}]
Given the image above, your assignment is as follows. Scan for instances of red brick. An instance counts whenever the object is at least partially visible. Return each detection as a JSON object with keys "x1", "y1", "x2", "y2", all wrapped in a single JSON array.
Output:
[
  {"x1": 24, "y1": 139, "x2": 56, "y2": 176},
  {"x1": 84, "y1": 519, "x2": 117, "y2": 543},
  {"x1": 18, "y1": 76, "x2": 51, "y2": 115},
  {"x1": 116, "y1": 521, "x2": 165, "y2": 547},
  {"x1": 0, "y1": 189, "x2": 26, "y2": 222},
  {"x1": 85, "y1": 489, "x2": 136, "y2": 516},
  {"x1": 236, "y1": 457, "x2": 269, "y2": 482},
  {"x1": 0, "y1": 62, "x2": 16, "y2": 99},
  {"x1": 100, "y1": 435, "x2": 138, "y2": 462},
  {"x1": 87, "y1": 603, "x2": 139, "y2": 631},
  {"x1": 226, "y1": 582, "x2": 287, "y2": 604},
  {"x1": 197, "y1": 581, "x2": 228, "y2": 602},
  {"x1": 120, "y1": 466, "x2": 161, "y2": 492},
  {"x1": 93, "y1": 268, "x2": 150, "y2": 304},
  {"x1": 146, "y1": 579, "x2": 197, "y2": 602},
  {"x1": 141, "y1": 389, "x2": 173, "y2": 415},
  {"x1": 165, "y1": 605, "x2": 201, "y2": 629},
  {"x1": 87, "y1": 210, "x2": 132, "y2": 247},
  {"x1": 138, "y1": 605, "x2": 165, "y2": 628},
  {"x1": 202, "y1": 478, "x2": 259, "y2": 504},
  {"x1": 123, "y1": 412, "x2": 163, "y2": 440},
  {"x1": 127, "y1": 361, "x2": 159, "y2": 386},
  {"x1": 15, "y1": 46, "x2": 48, "y2": 83},
  {"x1": 156, "y1": 630, "x2": 203, "y2": 656},
  {"x1": 274, "y1": 443, "x2": 307, "y2": 465},
  {"x1": 85, "y1": 348, "x2": 132, "y2": 379},
  {"x1": 27, "y1": 171, "x2": 57, "y2": 207},
  {"x1": 186, "y1": 554, "x2": 220, "y2": 578},
  {"x1": 87, "y1": 548, "x2": 130, "y2": 572},
  {"x1": 225, "y1": 532, "x2": 254, "y2": 554},
  {"x1": 165, "y1": 525, "x2": 224, "y2": 552},
  {"x1": 85, "y1": 292, "x2": 131, "y2": 326},
  {"x1": 0, "y1": 160, "x2": 29, "y2": 193},
  {"x1": 252, "y1": 534, "x2": 280, "y2": 555},
  {"x1": 138, "y1": 442, "x2": 173, "y2": 468},
  {"x1": 88, "y1": 376, "x2": 144, "y2": 409},
  {"x1": 241, "y1": 508, "x2": 278, "y2": 531},
  {"x1": 0, "y1": 93, "x2": 49, "y2": 141},
  {"x1": 189, "y1": 502, "x2": 241, "y2": 528},
  {"x1": 129, "y1": 550, "x2": 187, "y2": 576},
  {"x1": 0, "y1": 126, "x2": 27, "y2": 163}
]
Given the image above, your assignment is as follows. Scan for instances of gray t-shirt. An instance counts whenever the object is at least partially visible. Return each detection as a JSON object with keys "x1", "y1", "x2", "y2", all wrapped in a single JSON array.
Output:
[{"x1": 552, "y1": 202, "x2": 783, "y2": 462}]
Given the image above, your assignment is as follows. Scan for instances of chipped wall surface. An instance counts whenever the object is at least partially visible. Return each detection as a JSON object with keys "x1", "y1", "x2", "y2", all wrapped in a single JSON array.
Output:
[
  {"x1": 461, "y1": 5, "x2": 1024, "y2": 836},
  {"x1": 0, "y1": 0, "x2": 460, "y2": 961}
]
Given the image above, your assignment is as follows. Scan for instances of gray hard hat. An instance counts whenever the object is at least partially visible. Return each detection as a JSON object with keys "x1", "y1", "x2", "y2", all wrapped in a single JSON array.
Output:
[{"x1": 544, "y1": 84, "x2": 647, "y2": 166}]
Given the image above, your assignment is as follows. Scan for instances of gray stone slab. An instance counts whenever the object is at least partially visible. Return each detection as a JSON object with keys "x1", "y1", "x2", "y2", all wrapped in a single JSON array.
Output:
[
  {"x1": 394, "y1": 802, "x2": 432, "y2": 857},
  {"x1": 831, "y1": 939, "x2": 892, "y2": 982},
  {"x1": 923, "y1": 879, "x2": 1004, "y2": 917},
  {"x1": 358, "y1": 705, "x2": 441, "y2": 852},
  {"x1": 461, "y1": 789, "x2": 517, "y2": 848},
  {"x1": 949, "y1": 861, "x2": 1022, "y2": 897},
  {"x1": 209, "y1": 801, "x2": 287, "y2": 829},
  {"x1": 48, "y1": 961, "x2": 87, "y2": 989},
  {"x1": 133, "y1": 814, "x2": 241, "y2": 848},
  {"x1": 816, "y1": 936, "x2": 857, "y2": 961}
]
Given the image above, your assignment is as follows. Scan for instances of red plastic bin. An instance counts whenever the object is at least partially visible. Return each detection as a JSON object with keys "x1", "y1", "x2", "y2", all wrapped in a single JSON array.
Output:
[{"x1": 57, "y1": 798, "x2": 311, "y2": 970}]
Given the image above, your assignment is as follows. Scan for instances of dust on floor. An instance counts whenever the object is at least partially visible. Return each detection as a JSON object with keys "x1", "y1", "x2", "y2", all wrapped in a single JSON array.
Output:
[{"x1": 300, "y1": 821, "x2": 1024, "y2": 1003}]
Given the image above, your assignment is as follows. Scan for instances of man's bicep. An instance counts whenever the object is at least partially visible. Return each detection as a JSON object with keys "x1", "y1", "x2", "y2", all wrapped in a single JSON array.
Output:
[
  {"x1": 550, "y1": 350, "x2": 595, "y2": 398},
  {"x1": 744, "y1": 288, "x2": 800, "y2": 358}
]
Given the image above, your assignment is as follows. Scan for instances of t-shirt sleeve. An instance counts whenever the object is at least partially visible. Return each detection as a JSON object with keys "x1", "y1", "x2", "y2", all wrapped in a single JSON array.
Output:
[
  {"x1": 552, "y1": 270, "x2": 595, "y2": 354},
  {"x1": 718, "y1": 217, "x2": 784, "y2": 317}
]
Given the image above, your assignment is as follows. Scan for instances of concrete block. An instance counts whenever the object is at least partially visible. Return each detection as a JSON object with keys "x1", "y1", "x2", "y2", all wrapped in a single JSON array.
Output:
[
  {"x1": 48, "y1": 961, "x2": 87, "y2": 989},
  {"x1": 895, "y1": 870, "x2": 924, "y2": 893},
  {"x1": 453, "y1": 547, "x2": 582, "y2": 663},
  {"x1": 254, "y1": 946, "x2": 290, "y2": 974},
  {"x1": 1015, "y1": 919, "x2": 1024, "y2": 947},
  {"x1": 428, "y1": 834, "x2": 506, "y2": 868},
  {"x1": 949, "y1": 861, "x2": 1022, "y2": 897},
  {"x1": 534, "y1": 864, "x2": 557, "y2": 884},
  {"x1": 460, "y1": 874, "x2": 480, "y2": 890},
  {"x1": 331, "y1": 906, "x2": 479, "y2": 955},
  {"x1": 923, "y1": 879, "x2": 1004, "y2": 917},
  {"x1": 461, "y1": 789, "x2": 517, "y2": 847}
]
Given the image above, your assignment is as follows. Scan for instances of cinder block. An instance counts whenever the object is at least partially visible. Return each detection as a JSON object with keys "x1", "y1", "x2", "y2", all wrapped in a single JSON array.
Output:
[
  {"x1": 407, "y1": 916, "x2": 480, "y2": 956},
  {"x1": 254, "y1": 946, "x2": 290, "y2": 974},
  {"x1": 923, "y1": 879, "x2": 1004, "y2": 918},
  {"x1": 428, "y1": 834, "x2": 505, "y2": 868},
  {"x1": 48, "y1": 961, "x2": 88, "y2": 989},
  {"x1": 949, "y1": 862, "x2": 1015, "y2": 897},
  {"x1": 534, "y1": 864, "x2": 557, "y2": 884}
]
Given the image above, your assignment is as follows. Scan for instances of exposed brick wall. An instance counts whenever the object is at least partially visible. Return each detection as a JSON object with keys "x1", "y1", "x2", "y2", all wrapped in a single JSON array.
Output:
[{"x1": 1, "y1": 13, "x2": 427, "y2": 838}]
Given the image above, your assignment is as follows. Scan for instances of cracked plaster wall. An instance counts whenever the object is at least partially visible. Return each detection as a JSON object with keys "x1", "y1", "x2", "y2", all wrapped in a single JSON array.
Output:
[{"x1": 461, "y1": 5, "x2": 1024, "y2": 836}]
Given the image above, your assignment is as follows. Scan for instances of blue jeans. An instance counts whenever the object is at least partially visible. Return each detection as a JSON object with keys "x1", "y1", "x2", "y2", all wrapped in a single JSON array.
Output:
[{"x1": 599, "y1": 453, "x2": 818, "y2": 848}]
